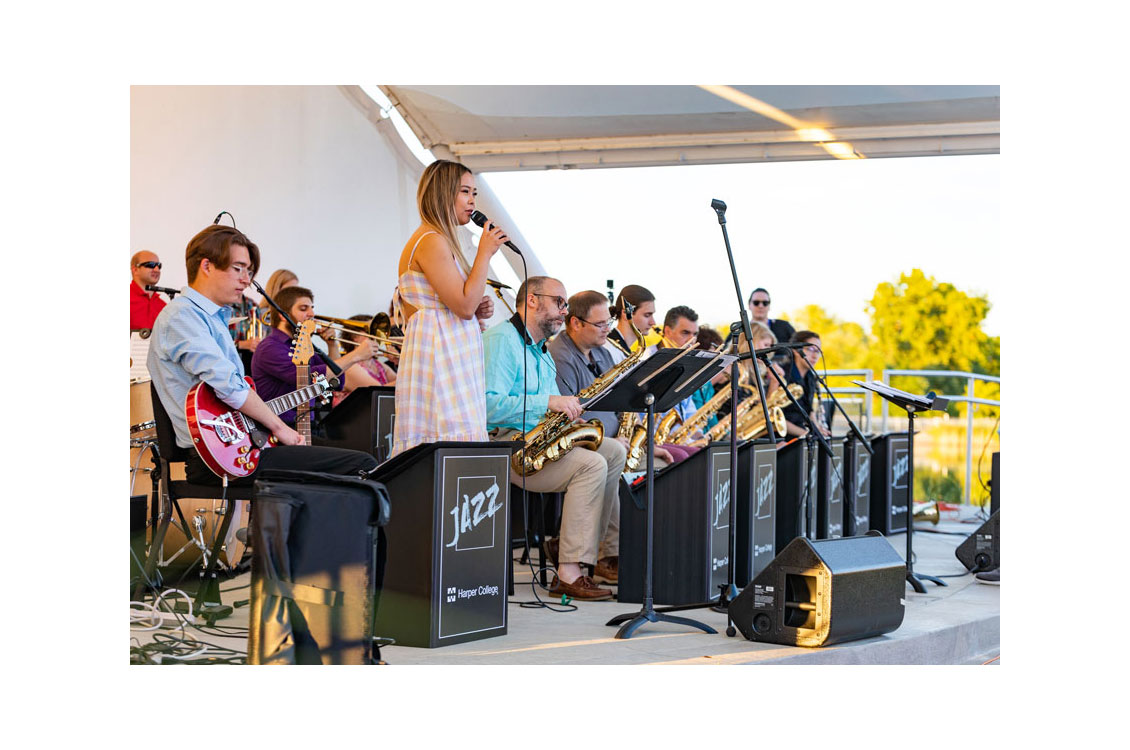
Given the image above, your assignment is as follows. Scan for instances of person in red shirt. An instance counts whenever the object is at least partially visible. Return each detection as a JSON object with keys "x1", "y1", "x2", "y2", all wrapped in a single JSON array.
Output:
[{"x1": 130, "y1": 250, "x2": 167, "y2": 330}]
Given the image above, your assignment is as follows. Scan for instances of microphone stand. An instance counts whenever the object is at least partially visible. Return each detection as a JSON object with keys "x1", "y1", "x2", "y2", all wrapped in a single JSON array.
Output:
[
  {"x1": 707, "y1": 200, "x2": 782, "y2": 637},
  {"x1": 757, "y1": 349, "x2": 835, "y2": 540}
]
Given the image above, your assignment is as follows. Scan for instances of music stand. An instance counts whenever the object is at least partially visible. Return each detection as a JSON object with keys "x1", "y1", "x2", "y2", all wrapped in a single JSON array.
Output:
[
  {"x1": 588, "y1": 347, "x2": 735, "y2": 639},
  {"x1": 854, "y1": 380, "x2": 949, "y2": 593}
]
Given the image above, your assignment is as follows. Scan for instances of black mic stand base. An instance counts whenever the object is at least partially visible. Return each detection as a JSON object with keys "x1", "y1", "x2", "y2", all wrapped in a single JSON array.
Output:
[
  {"x1": 606, "y1": 608, "x2": 718, "y2": 640},
  {"x1": 907, "y1": 570, "x2": 947, "y2": 593}
]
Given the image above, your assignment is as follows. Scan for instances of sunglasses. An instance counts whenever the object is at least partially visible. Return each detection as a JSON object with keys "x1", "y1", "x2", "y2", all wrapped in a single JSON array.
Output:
[
  {"x1": 750, "y1": 299, "x2": 770, "y2": 307},
  {"x1": 532, "y1": 293, "x2": 568, "y2": 311},
  {"x1": 137, "y1": 261, "x2": 162, "y2": 269}
]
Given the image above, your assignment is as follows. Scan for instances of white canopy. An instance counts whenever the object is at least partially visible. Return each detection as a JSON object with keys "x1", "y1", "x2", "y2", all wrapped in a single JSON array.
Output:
[{"x1": 379, "y1": 85, "x2": 999, "y2": 171}]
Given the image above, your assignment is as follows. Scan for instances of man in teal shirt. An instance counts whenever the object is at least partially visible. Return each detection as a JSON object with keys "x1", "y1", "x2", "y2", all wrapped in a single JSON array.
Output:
[{"x1": 483, "y1": 276, "x2": 626, "y2": 601}]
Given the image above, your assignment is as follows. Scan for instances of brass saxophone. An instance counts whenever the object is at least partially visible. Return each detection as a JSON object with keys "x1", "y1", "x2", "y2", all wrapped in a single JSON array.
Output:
[
  {"x1": 735, "y1": 384, "x2": 803, "y2": 441},
  {"x1": 668, "y1": 345, "x2": 745, "y2": 445},
  {"x1": 512, "y1": 320, "x2": 647, "y2": 477}
]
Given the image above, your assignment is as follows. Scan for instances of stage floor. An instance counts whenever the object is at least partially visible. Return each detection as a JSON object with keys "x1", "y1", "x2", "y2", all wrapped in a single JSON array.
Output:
[{"x1": 129, "y1": 508, "x2": 1000, "y2": 665}]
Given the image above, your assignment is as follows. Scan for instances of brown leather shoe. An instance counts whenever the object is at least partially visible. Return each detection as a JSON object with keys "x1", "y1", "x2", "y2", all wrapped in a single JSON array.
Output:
[
  {"x1": 593, "y1": 556, "x2": 618, "y2": 584},
  {"x1": 543, "y1": 537, "x2": 559, "y2": 567},
  {"x1": 547, "y1": 574, "x2": 613, "y2": 601}
]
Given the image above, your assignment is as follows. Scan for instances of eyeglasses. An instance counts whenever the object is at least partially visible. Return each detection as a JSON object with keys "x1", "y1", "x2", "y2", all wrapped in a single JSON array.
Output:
[
  {"x1": 228, "y1": 263, "x2": 253, "y2": 279},
  {"x1": 532, "y1": 293, "x2": 568, "y2": 311},
  {"x1": 750, "y1": 299, "x2": 770, "y2": 307},
  {"x1": 137, "y1": 261, "x2": 162, "y2": 269},
  {"x1": 578, "y1": 316, "x2": 614, "y2": 330}
]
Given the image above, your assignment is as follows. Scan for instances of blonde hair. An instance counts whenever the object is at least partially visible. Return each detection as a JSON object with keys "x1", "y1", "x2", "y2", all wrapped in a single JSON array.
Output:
[
  {"x1": 259, "y1": 268, "x2": 298, "y2": 308},
  {"x1": 736, "y1": 321, "x2": 777, "y2": 379},
  {"x1": 417, "y1": 159, "x2": 472, "y2": 274}
]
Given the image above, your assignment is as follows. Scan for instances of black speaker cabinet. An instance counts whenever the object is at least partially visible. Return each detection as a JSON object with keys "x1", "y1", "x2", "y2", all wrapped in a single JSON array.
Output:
[
  {"x1": 990, "y1": 452, "x2": 1000, "y2": 516},
  {"x1": 729, "y1": 532, "x2": 906, "y2": 647},
  {"x1": 869, "y1": 433, "x2": 910, "y2": 534},
  {"x1": 956, "y1": 510, "x2": 1000, "y2": 572}
]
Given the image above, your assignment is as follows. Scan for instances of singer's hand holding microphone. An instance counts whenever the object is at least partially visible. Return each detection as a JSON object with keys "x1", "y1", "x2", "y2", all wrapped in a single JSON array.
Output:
[{"x1": 471, "y1": 210, "x2": 524, "y2": 258}]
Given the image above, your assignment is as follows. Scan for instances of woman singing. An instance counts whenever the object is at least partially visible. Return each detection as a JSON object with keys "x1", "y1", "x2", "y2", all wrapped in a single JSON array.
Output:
[{"x1": 390, "y1": 160, "x2": 508, "y2": 456}]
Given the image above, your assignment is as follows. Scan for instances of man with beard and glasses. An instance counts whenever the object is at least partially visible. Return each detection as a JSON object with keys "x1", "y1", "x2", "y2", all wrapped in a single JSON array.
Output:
[{"x1": 483, "y1": 277, "x2": 624, "y2": 600}]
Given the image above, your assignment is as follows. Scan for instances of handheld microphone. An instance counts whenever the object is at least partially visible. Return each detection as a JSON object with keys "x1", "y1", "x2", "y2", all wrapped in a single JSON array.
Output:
[
  {"x1": 470, "y1": 211, "x2": 523, "y2": 256},
  {"x1": 485, "y1": 279, "x2": 512, "y2": 291},
  {"x1": 146, "y1": 284, "x2": 180, "y2": 298}
]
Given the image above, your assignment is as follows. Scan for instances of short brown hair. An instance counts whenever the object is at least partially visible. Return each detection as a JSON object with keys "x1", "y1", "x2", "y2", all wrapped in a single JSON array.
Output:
[
  {"x1": 566, "y1": 290, "x2": 611, "y2": 324},
  {"x1": 271, "y1": 285, "x2": 314, "y2": 329},
  {"x1": 695, "y1": 325, "x2": 724, "y2": 351},
  {"x1": 791, "y1": 329, "x2": 820, "y2": 344},
  {"x1": 185, "y1": 225, "x2": 260, "y2": 284}
]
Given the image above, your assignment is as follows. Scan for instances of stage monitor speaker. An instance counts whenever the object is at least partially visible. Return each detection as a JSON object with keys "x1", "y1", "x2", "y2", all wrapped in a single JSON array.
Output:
[
  {"x1": 955, "y1": 510, "x2": 999, "y2": 573},
  {"x1": 728, "y1": 531, "x2": 906, "y2": 647}
]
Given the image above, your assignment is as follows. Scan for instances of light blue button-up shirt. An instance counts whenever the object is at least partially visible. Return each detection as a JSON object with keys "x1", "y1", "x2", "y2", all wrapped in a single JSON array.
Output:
[
  {"x1": 483, "y1": 314, "x2": 560, "y2": 433},
  {"x1": 147, "y1": 286, "x2": 251, "y2": 448}
]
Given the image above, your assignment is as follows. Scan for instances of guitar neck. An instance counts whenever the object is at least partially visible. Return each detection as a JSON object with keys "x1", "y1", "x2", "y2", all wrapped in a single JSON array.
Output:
[
  {"x1": 263, "y1": 375, "x2": 324, "y2": 419},
  {"x1": 295, "y1": 364, "x2": 312, "y2": 443}
]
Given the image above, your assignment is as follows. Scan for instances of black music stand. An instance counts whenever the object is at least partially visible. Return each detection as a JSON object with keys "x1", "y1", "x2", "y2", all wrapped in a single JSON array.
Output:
[
  {"x1": 854, "y1": 380, "x2": 949, "y2": 593},
  {"x1": 589, "y1": 347, "x2": 735, "y2": 639}
]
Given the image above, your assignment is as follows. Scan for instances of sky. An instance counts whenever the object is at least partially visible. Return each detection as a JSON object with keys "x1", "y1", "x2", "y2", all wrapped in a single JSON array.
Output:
[{"x1": 482, "y1": 154, "x2": 1000, "y2": 338}]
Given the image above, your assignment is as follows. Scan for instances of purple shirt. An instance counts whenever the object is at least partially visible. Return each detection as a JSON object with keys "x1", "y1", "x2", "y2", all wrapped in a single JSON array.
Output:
[{"x1": 250, "y1": 327, "x2": 341, "y2": 425}]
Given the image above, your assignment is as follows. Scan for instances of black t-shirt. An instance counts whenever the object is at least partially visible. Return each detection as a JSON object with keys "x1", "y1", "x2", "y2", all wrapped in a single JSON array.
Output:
[{"x1": 781, "y1": 360, "x2": 818, "y2": 429}]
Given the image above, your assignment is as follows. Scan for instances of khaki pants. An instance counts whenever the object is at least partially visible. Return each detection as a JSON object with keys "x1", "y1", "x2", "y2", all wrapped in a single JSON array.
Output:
[{"x1": 498, "y1": 429, "x2": 626, "y2": 565}]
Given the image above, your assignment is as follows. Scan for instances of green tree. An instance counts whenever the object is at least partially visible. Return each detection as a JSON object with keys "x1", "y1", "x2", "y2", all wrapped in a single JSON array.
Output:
[{"x1": 867, "y1": 269, "x2": 998, "y2": 411}]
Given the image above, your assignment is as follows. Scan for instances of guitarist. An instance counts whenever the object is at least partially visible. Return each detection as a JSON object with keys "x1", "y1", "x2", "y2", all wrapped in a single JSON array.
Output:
[
  {"x1": 249, "y1": 285, "x2": 384, "y2": 428},
  {"x1": 147, "y1": 225, "x2": 377, "y2": 486}
]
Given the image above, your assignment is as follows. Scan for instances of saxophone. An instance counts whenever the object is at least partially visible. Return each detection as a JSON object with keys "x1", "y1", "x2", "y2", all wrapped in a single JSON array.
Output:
[
  {"x1": 668, "y1": 344, "x2": 745, "y2": 445},
  {"x1": 735, "y1": 383, "x2": 803, "y2": 441},
  {"x1": 512, "y1": 320, "x2": 648, "y2": 477}
]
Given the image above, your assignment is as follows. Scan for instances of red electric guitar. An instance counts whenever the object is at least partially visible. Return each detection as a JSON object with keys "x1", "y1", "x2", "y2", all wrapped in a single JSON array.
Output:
[{"x1": 185, "y1": 321, "x2": 331, "y2": 479}]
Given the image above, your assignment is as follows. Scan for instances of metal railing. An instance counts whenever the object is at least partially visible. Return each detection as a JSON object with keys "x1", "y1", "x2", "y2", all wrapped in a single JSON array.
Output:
[{"x1": 822, "y1": 368, "x2": 1000, "y2": 504}]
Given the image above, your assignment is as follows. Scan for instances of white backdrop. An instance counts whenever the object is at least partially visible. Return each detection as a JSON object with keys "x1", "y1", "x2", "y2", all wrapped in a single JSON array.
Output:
[{"x1": 131, "y1": 85, "x2": 426, "y2": 320}]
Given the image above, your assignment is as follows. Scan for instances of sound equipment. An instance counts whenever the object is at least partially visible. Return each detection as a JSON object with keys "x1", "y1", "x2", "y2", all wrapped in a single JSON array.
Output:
[
  {"x1": 247, "y1": 469, "x2": 390, "y2": 665},
  {"x1": 990, "y1": 451, "x2": 1000, "y2": 516},
  {"x1": 728, "y1": 532, "x2": 906, "y2": 647},
  {"x1": 956, "y1": 510, "x2": 999, "y2": 573}
]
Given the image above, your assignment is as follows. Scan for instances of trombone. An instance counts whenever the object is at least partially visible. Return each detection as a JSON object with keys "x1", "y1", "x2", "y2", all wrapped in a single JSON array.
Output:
[{"x1": 312, "y1": 314, "x2": 404, "y2": 354}]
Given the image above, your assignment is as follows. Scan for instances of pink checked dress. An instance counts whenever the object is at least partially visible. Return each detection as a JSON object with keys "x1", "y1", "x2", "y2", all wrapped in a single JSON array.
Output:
[{"x1": 390, "y1": 232, "x2": 488, "y2": 456}]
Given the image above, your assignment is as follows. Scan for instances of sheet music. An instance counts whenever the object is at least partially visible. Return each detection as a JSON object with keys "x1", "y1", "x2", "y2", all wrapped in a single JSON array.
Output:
[
  {"x1": 130, "y1": 332, "x2": 151, "y2": 381},
  {"x1": 579, "y1": 348, "x2": 653, "y2": 412}
]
